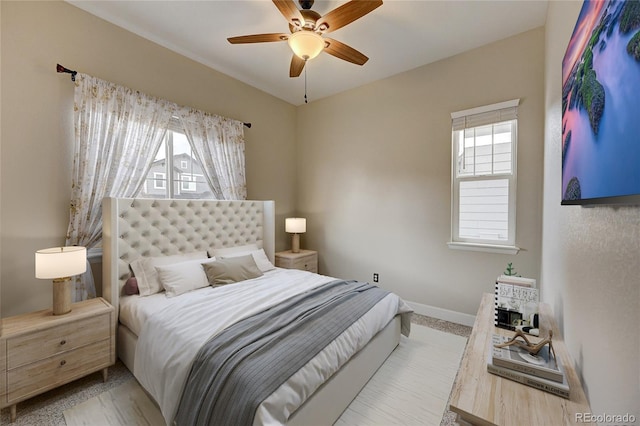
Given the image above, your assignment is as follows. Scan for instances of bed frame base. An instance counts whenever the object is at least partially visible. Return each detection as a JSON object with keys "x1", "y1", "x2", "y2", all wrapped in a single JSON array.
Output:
[
  {"x1": 117, "y1": 325, "x2": 137, "y2": 373},
  {"x1": 116, "y1": 315, "x2": 401, "y2": 424}
]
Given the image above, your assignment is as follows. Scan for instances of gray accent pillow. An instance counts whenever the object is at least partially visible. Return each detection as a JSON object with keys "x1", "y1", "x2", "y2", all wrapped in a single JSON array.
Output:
[{"x1": 203, "y1": 255, "x2": 263, "y2": 286}]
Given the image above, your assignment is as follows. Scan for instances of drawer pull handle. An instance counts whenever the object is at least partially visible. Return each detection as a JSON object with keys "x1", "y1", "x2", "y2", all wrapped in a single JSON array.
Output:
[
  {"x1": 60, "y1": 360, "x2": 66, "y2": 366},
  {"x1": 60, "y1": 340, "x2": 67, "y2": 346}
]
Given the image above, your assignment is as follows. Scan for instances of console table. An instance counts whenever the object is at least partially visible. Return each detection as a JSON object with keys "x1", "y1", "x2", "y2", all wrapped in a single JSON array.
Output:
[{"x1": 449, "y1": 293, "x2": 593, "y2": 425}]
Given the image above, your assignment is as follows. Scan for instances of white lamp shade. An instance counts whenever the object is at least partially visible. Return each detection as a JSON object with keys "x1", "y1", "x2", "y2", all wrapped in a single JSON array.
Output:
[
  {"x1": 285, "y1": 218, "x2": 307, "y2": 234},
  {"x1": 288, "y1": 31, "x2": 325, "y2": 60},
  {"x1": 35, "y1": 246, "x2": 87, "y2": 279}
]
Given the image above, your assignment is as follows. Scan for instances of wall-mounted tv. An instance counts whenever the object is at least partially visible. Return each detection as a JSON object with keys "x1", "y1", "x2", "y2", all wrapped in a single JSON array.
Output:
[{"x1": 561, "y1": 0, "x2": 640, "y2": 205}]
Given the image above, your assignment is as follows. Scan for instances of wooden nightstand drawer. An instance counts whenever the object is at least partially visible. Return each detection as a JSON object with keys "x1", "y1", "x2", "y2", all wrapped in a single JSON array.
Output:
[
  {"x1": 275, "y1": 250, "x2": 318, "y2": 273},
  {"x1": 290, "y1": 255, "x2": 318, "y2": 273},
  {"x1": 7, "y1": 338, "x2": 110, "y2": 403},
  {"x1": 7, "y1": 312, "x2": 110, "y2": 369}
]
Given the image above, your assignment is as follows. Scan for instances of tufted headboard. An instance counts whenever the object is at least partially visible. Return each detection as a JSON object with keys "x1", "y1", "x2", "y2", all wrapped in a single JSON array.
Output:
[{"x1": 102, "y1": 198, "x2": 275, "y2": 315}]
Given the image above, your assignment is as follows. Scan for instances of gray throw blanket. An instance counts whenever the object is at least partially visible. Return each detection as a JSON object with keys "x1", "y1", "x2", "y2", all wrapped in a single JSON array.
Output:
[{"x1": 174, "y1": 280, "x2": 390, "y2": 426}]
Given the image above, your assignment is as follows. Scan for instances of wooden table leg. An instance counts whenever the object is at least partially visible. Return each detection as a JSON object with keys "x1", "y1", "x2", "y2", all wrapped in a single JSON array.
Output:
[
  {"x1": 102, "y1": 367, "x2": 108, "y2": 382},
  {"x1": 10, "y1": 404, "x2": 16, "y2": 422}
]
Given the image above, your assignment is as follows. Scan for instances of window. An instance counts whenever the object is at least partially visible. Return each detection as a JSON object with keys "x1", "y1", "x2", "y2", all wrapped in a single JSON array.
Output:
[
  {"x1": 449, "y1": 99, "x2": 520, "y2": 254},
  {"x1": 153, "y1": 173, "x2": 166, "y2": 189},
  {"x1": 180, "y1": 174, "x2": 198, "y2": 192},
  {"x1": 139, "y1": 126, "x2": 214, "y2": 199}
]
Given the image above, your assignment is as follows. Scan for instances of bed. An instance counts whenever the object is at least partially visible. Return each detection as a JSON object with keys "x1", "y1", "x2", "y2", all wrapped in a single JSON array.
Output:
[{"x1": 102, "y1": 197, "x2": 411, "y2": 425}]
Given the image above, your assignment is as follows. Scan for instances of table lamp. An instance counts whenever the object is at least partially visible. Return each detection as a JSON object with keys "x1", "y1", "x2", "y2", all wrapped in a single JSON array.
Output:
[
  {"x1": 285, "y1": 218, "x2": 306, "y2": 253},
  {"x1": 35, "y1": 246, "x2": 87, "y2": 315}
]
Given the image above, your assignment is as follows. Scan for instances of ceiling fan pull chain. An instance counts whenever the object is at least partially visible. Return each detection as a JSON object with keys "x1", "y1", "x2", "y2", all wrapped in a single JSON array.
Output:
[{"x1": 304, "y1": 64, "x2": 308, "y2": 104}]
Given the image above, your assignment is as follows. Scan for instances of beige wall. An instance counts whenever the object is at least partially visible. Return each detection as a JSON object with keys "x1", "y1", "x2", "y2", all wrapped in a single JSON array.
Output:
[
  {"x1": 0, "y1": 1, "x2": 297, "y2": 317},
  {"x1": 297, "y1": 28, "x2": 545, "y2": 317},
  {"x1": 542, "y1": 1, "x2": 640, "y2": 417}
]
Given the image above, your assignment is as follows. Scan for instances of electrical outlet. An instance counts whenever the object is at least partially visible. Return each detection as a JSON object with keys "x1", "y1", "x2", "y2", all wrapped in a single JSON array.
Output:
[{"x1": 373, "y1": 273, "x2": 379, "y2": 283}]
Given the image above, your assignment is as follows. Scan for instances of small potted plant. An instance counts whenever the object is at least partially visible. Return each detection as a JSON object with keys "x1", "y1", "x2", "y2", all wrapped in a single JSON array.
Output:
[{"x1": 504, "y1": 262, "x2": 521, "y2": 277}]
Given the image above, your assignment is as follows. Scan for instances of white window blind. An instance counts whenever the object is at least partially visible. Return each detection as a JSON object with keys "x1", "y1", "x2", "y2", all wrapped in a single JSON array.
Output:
[
  {"x1": 451, "y1": 104, "x2": 518, "y2": 130},
  {"x1": 450, "y1": 99, "x2": 519, "y2": 250}
]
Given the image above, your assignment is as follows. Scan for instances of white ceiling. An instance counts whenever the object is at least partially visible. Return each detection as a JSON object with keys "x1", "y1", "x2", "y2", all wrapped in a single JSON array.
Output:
[{"x1": 67, "y1": 0, "x2": 548, "y2": 106}]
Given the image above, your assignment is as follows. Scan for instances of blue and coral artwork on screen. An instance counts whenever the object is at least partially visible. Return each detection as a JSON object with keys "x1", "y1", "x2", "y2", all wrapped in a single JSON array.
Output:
[{"x1": 561, "y1": 0, "x2": 640, "y2": 204}]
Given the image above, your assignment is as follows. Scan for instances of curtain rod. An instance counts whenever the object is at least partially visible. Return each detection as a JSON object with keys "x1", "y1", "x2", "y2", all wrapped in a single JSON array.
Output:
[{"x1": 56, "y1": 64, "x2": 251, "y2": 129}]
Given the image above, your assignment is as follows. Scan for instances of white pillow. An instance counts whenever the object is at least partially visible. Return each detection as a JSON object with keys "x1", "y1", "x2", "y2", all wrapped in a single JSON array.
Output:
[
  {"x1": 156, "y1": 258, "x2": 216, "y2": 298},
  {"x1": 218, "y1": 248, "x2": 275, "y2": 273},
  {"x1": 210, "y1": 243, "x2": 260, "y2": 258},
  {"x1": 130, "y1": 251, "x2": 208, "y2": 296},
  {"x1": 248, "y1": 249, "x2": 276, "y2": 272}
]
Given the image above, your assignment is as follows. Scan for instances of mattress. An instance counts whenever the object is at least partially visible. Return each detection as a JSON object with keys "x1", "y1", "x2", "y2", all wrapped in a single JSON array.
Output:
[{"x1": 118, "y1": 268, "x2": 331, "y2": 336}]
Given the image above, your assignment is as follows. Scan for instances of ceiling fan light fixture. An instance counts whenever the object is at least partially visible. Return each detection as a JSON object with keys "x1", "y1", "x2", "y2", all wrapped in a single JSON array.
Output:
[{"x1": 288, "y1": 31, "x2": 324, "y2": 61}]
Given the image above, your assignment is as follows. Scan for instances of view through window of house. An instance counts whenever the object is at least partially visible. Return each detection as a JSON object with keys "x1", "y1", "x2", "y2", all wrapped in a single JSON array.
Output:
[{"x1": 139, "y1": 129, "x2": 214, "y2": 199}]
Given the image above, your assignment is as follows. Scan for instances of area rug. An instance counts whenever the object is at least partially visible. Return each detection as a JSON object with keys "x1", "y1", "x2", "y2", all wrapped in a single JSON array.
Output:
[
  {"x1": 62, "y1": 324, "x2": 467, "y2": 426},
  {"x1": 335, "y1": 325, "x2": 468, "y2": 425}
]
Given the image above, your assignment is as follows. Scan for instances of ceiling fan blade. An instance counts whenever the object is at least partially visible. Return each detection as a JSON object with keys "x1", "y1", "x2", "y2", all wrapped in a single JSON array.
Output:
[
  {"x1": 323, "y1": 38, "x2": 368, "y2": 65},
  {"x1": 290, "y1": 54, "x2": 306, "y2": 77},
  {"x1": 227, "y1": 33, "x2": 289, "y2": 44},
  {"x1": 316, "y1": 0, "x2": 383, "y2": 34},
  {"x1": 272, "y1": 0, "x2": 305, "y2": 29}
]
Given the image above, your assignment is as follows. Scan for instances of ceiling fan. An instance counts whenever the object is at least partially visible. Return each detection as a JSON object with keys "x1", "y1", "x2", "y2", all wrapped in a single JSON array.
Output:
[{"x1": 228, "y1": 0, "x2": 383, "y2": 78}]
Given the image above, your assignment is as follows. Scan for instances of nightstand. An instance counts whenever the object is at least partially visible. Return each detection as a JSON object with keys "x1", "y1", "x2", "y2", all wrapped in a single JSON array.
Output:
[
  {"x1": 0, "y1": 297, "x2": 115, "y2": 422},
  {"x1": 275, "y1": 250, "x2": 318, "y2": 273}
]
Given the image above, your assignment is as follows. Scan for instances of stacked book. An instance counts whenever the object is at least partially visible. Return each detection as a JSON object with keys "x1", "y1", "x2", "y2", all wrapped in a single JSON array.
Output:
[
  {"x1": 494, "y1": 275, "x2": 538, "y2": 331},
  {"x1": 487, "y1": 334, "x2": 570, "y2": 398}
]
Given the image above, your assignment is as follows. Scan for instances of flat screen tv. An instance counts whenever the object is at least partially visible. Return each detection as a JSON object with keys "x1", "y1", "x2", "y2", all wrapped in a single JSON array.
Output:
[{"x1": 561, "y1": 0, "x2": 640, "y2": 205}]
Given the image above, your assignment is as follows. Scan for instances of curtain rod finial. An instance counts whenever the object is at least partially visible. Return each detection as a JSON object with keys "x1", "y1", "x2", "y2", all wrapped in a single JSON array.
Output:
[{"x1": 57, "y1": 63, "x2": 77, "y2": 81}]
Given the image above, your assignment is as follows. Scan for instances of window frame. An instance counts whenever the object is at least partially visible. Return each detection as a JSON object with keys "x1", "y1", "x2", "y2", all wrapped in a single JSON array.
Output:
[
  {"x1": 448, "y1": 99, "x2": 520, "y2": 255},
  {"x1": 179, "y1": 173, "x2": 198, "y2": 192},
  {"x1": 153, "y1": 172, "x2": 166, "y2": 190}
]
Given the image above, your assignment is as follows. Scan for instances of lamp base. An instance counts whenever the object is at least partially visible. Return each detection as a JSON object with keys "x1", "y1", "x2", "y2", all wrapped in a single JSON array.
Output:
[
  {"x1": 52, "y1": 278, "x2": 72, "y2": 315},
  {"x1": 291, "y1": 233, "x2": 301, "y2": 253}
]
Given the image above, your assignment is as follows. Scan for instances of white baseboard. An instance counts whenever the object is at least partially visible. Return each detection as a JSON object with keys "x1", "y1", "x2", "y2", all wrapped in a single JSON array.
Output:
[{"x1": 407, "y1": 300, "x2": 476, "y2": 327}]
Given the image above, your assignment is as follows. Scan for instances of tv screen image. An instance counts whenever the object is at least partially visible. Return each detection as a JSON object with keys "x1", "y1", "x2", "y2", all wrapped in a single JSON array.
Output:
[{"x1": 561, "y1": 0, "x2": 640, "y2": 205}]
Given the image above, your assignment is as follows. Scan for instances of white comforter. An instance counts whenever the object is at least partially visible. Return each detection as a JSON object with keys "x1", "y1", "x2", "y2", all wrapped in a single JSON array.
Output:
[{"x1": 133, "y1": 268, "x2": 411, "y2": 425}]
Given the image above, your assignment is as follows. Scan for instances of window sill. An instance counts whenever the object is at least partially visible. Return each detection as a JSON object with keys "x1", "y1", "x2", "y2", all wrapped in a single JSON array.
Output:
[{"x1": 447, "y1": 242, "x2": 520, "y2": 255}]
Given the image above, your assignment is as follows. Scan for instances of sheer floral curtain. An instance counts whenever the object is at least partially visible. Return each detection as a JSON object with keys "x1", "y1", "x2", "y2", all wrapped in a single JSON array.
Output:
[
  {"x1": 177, "y1": 108, "x2": 247, "y2": 200},
  {"x1": 66, "y1": 74, "x2": 174, "y2": 301}
]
